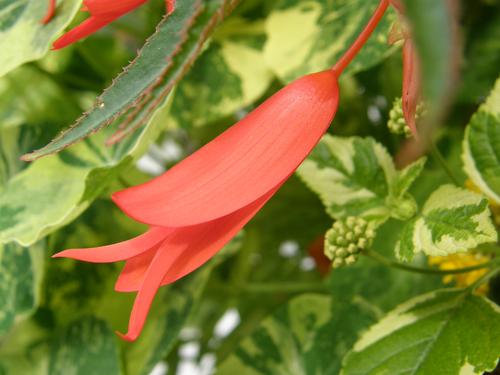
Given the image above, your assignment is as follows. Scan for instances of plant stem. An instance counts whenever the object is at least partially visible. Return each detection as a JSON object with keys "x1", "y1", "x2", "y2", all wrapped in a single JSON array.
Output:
[
  {"x1": 365, "y1": 249, "x2": 500, "y2": 275},
  {"x1": 429, "y1": 140, "x2": 461, "y2": 186},
  {"x1": 332, "y1": 0, "x2": 390, "y2": 75},
  {"x1": 242, "y1": 282, "x2": 328, "y2": 294},
  {"x1": 466, "y1": 265, "x2": 500, "y2": 293}
]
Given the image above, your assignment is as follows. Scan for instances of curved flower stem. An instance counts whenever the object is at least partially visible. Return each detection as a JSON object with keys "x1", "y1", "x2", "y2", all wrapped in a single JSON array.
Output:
[
  {"x1": 242, "y1": 282, "x2": 328, "y2": 294},
  {"x1": 332, "y1": 0, "x2": 390, "y2": 75},
  {"x1": 41, "y1": 0, "x2": 56, "y2": 24},
  {"x1": 364, "y1": 249, "x2": 500, "y2": 275},
  {"x1": 466, "y1": 265, "x2": 500, "y2": 292},
  {"x1": 429, "y1": 140, "x2": 461, "y2": 186}
]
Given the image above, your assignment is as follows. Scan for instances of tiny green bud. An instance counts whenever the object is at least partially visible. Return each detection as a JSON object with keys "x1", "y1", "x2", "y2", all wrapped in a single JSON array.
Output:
[
  {"x1": 336, "y1": 248, "x2": 348, "y2": 258},
  {"x1": 347, "y1": 243, "x2": 358, "y2": 254},
  {"x1": 332, "y1": 258, "x2": 344, "y2": 268},
  {"x1": 345, "y1": 255, "x2": 357, "y2": 265}
]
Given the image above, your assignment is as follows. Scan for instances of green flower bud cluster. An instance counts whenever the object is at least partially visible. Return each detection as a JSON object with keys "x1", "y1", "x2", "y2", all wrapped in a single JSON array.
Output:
[
  {"x1": 387, "y1": 97, "x2": 425, "y2": 137},
  {"x1": 324, "y1": 217, "x2": 375, "y2": 268}
]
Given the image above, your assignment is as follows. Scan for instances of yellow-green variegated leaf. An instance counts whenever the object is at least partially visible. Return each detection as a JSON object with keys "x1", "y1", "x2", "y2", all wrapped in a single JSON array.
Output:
[
  {"x1": 342, "y1": 289, "x2": 500, "y2": 375},
  {"x1": 218, "y1": 294, "x2": 332, "y2": 375},
  {"x1": 297, "y1": 135, "x2": 422, "y2": 224},
  {"x1": 0, "y1": 0, "x2": 81, "y2": 77},
  {"x1": 0, "y1": 92, "x2": 172, "y2": 247},
  {"x1": 264, "y1": 0, "x2": 396, "y2": 83},
  {"x1": 463, "y1": 76, "x2": 500, "y2": 204},
  {"x1": 49, "y1": 317, "x2": 121, "y2": 375},
  {"x1": 396, "y1": 185, "x2": 497, "y2": 261},
  {"x1": 169, "y1": 18, "x2": 273, "y2": 128},
  {"x1": 0, "y1": 242, "x2": 44, "y2": 336}
]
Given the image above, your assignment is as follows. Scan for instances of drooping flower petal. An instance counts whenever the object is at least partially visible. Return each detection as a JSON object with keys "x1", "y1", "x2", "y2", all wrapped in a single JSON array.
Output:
[
  {"x1": 402, "y1": 39, "x2": 421, "y2": 137},
  {"x1": 83, "y1": 0, "x2": 148, "y2": 17},
  {"x1": 115, "y1": 184, "x2": 281, "y2": 292},
  {"x1": 53, "y1": 227, "x2": 172, "y2": 262},
  {"x1": 115, "y1": 185, "x2": 279, "y2": 340},
  {"x1": 113, "y1": 70, "x2": 339, "y2": 228},
  {"x1": 52, "y1": 16, "x2": 116, "y2": 50},
  {"x1": 52, "y1": 0, "x2": 175, "y2": 50},
  {"x1": 41, "y1": 0, "x2": 56, "y2": 24},
  {"x1": 116, "y1": 240, "x2": 182, "y2": 342},
  {"x1": 166, "y1": 0, "x2": 176, "y2": 15}
]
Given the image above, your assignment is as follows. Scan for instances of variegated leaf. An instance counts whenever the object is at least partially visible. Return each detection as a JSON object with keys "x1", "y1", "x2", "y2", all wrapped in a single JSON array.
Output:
[
  {"x1": 49, "y1": 317, "x2": 121, "y2": 375},
  {"x1": 297, "y1": 135, "x2": 422, "y2": 224},
  {"x1": 0, "y1": 0, "x2": 81, "y2": 77},
  {"x1": 463, "y1": 75, "x2": 500, "y2": 204},
  {"x1": 0, "y1": 242, "x2": 44, "y2": 336},
  {"x1": 396, "y1": 185, "x2": 497, "y2": 261},
  {"x1": 218, "y1": 294, "x2": 332, "y2": 375},
  {"x1": 264, "y1": 0, "x2": 396, "y2": 83},
  {"x1": 0, "y1": 90, "x2": 172, "y2": 247},
  {"x1": 342, "y1": 289, "x2": 500, "y2": 375},
  {"x1": 169, "y1": 18, "x2": 273, "y2": 128}
]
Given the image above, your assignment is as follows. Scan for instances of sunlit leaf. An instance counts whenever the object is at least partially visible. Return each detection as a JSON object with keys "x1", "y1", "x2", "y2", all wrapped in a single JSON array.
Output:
[
  {"x1": 264, "y1": 0, "x2": 396, "y2": 83},
  {"x1": 22, "y1": 0, "x2": 241, "y2": 161},
  {"x1": 169, "y1": 18, "x2": 273, "y2": 128},
  {"x1": 0, "y1": 0, "x2": 81, "y2": 77},
  {"x1": 297, "y1": 135, "x2": 422, "y2": 224},
  {"x1": 396, "y1": 185, "x2": 497, "y2": 261},
  {"x1": 342, "y1": 289, "x2": 500, "y2": 375},
  {"x1": 463, "y1": 75, "x2": 500, "y2": 203},
  {"x1": 0, "y1": 242, "x2": 44, "y2": 336}
]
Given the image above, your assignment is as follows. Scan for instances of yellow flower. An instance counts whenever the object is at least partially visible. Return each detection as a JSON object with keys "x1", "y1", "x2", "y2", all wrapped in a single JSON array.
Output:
[
  {"x1": 428, "y1": 253, "x2": 491, "y2": 295},
  {"x1": 465, "y1": 179, "x2": 500, "y2": 225}
]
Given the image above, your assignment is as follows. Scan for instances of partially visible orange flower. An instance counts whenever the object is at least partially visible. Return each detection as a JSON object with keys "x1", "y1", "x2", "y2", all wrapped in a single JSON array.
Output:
[
  {"x1": 388, "y1": 0, "x2": 421, "y2": 138},
  {"x1": 51, "y1": 0, "x2": 176, "y2": 50},
  {"x1": 41, "y1": 0, "x2": 56, "y2": 24},
  {"x1": 428, "y1": 253, "x2": 492, "y2": 295}
]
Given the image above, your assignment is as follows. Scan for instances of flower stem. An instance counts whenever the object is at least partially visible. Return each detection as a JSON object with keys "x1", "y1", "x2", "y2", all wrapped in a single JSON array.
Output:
[
  {"x1": 365, "y1": 249, "x2": 500, "y2": 275},
  {"x1": 242, "y1": 282, "x2": 328, "y2": 294},
  {"x1": 429, "y1": 140, "x2": 461, "y2": 186},
  {"x1": 332, "y1": 0, "x2": 390, "y2": 75},
  {"x1": 41, "y1": 0, "x2": 56, "y2": 24},
  {"x1": 466, "y1": 265, "x2": 500, "y2": 292}
]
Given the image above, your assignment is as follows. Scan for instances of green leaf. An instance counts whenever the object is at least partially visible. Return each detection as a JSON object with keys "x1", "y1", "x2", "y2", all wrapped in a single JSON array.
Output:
[
  {"x1": 0, "y1": 0, "x2": 81, "y2": 77},
  {"x1": 396, "y1": 185, "x2": 497, "y2": 261},
  {"x1": 394, "y1": 158, "x2": 427, "y2": 197},
  {"x1": 459, "y1": 13, "x2": 500, "y2": 102},
  {"x1": 402, "y1": 0, "x2": 458, "y2": 132},
  {"x1": 463, "y1": 75, "x2": 500, "y2": 203},
  {"x1": 169, "y1": 18, "x2": 273, "y2": 128},
  {"x1": 297, "y1": 135, "x2": 422, "y2": 224},
  {"x1": 264, "y1": 0, "x2": 396, "y2": 83},
  {"x1": 49, "y1": 317, "x2": 121, "y2": 375},
  {"x1": 0, "y1": 319, "x2": 50, "y2": 375},
  {"x1": 22, "y1": 0, "x2": 241, "y2": 161},
  {"x1": 342, "y1": 289, "x2": 500, "y2": 375},
  {"x1": 0, "y1": 242, "x2": 44, "y2": 336},
  {"x1": 217, "y1": 294, "x2": 332, "y2": 375},
  {"x1": 218, "y1": 254, "x2": 441, "y2": 375},
  {"x1": 0, "y1": 90, "x2": 171, "y2": 247}
]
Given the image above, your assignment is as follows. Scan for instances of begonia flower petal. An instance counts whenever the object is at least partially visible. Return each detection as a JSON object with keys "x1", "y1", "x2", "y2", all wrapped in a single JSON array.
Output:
[
  {"x1": 113, "y1": 70, "x2": 339, "y2": 227},
  {"x1": 116, "y1": 185, "x2": 279, "y2": 340},
  {"x1": 83, "y1": 0, "x2": 148, "y2": 17},
  {"x1": 53, "y1": 227, "x2": 172, "y2": 262},
  {"x1": 52, "y1": 16, "x2": 116, "y2": 50},
  {"x1": 166, "y1": 0, "x2": 176, "y2": 15},
  {"x1": 115, "y1": 184, "x2": 281, "y2": 292},
  {"x1": 402, "y1": 39, "x2": 420, "y2": 137}
]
